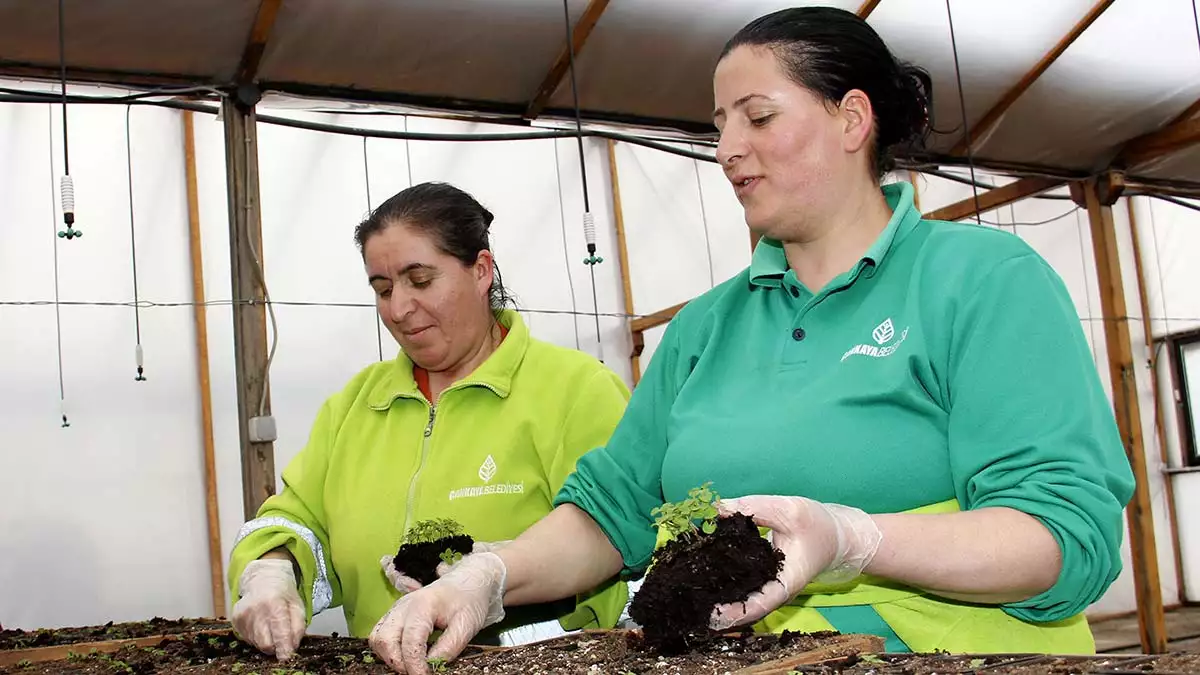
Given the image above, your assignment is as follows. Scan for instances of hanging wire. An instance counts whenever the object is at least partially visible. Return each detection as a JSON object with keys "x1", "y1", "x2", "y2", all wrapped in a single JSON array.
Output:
[
  {"x1": 363, "y1": 136, "x2": 385, "y2": 362},
  {"x1": 561, "y1": 0, "x2": 604, "y2": 363},
  {"x1": 125, "y1": 106, "x2": 146, "y2": 380},
  {"x1": 1073, "y1": 210, "x2": 1101, "y2": 366},
  {"x1": 691, "y1": 144, "x2": 716, "y2": 288},
  {"x1": 56, "y1": 0, "x2": 79, "y2": 240},
  {"x1": 47, "y1": 107, "x2": 69, "y2": 427},
  {"x1": 402, "y1": 115, "x2": 415, "y2": 187},
  {"x1": 553, "y1": 140, "x2": 583, "y2": 350},
  {"x1": 944, "y1": 0, "x2": 982, "y2": 225}
]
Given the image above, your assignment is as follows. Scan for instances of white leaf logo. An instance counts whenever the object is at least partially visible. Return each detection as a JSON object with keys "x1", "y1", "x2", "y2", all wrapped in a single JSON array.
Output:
[
  {"x1": 872, "y1": 318, "x2": 895, "y2": 345},
  {"x1": 478, "y1": 455, "x2": 497, "y2": 483}
]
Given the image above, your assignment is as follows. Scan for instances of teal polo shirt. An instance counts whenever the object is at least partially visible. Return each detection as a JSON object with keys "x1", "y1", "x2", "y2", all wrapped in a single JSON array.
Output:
[{"x1": 556, "y1": 182, "x2": 1134, "y2": 649}]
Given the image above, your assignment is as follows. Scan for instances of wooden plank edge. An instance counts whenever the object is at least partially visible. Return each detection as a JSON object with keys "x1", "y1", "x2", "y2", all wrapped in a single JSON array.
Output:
[{"x1": 0, "y1": 629, "x2": 233, "y2": 667}]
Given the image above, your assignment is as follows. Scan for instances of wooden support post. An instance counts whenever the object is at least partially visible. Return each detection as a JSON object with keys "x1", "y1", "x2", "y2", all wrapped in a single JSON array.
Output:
[
  {"x1": 606, "y1": 140, "x2": 642, "y2": 386},
  {"x1": 1077, "y1": 177, "x2": 1168, "y2": 654},
  {"x1": 1128, "y1": 198, "x2": 1188, "y2": 606},
  {"x1": 183, "y1": 110, "x2": 226, "y2": 618},
  {"x1": 924, "y1": 176, "x2": 1062, "y2": 223},
  {"x1": 222, "y1": 97, "x2": 276, "y2": 520}
]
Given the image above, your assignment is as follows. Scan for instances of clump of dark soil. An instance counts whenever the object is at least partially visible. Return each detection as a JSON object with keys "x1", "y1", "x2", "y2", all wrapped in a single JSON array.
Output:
[
  {"x1": 628, "y1": 513, "x2": 785, "y2": 654},
  {"x1": 392, "y1": 534, "x2": 474, "y2": 586},
  {"x1": 0, "y1": 619, "x2": 229, "y2": 651}
]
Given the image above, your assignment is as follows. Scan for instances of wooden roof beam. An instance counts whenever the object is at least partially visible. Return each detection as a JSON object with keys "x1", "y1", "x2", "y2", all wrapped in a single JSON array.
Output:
[
  {"x1": 1115, "y1": 98, "x2": 1200, "y2": 169},
  {"x1": 951, "y1": 0, "x2": 1116, "y2": 155},
  {"x1": 923, "y1": 175, "x2": 1063, "y2": 222},
  {"x1": 234, "y1": 0, "x2": 283, "y2": 86},
  {"x1": 857, "y1": 0, "x2": 884, "y2": 19},
  {"x1": 524, "y1": 0, "x2": 611, "y2": 120}
]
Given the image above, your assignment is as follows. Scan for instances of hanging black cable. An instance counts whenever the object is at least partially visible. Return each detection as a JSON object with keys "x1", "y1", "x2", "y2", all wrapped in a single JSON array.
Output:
[
  {"x1": 944, "y1": 0, "x2": 982, "y2": 225},
  {"x1": 553, "y1": 142, "x2": 583, "y2": 350},
  {"x1": 56, "y1": 0, "x2": 79, "y2": 240},
  {"x1": 125, "y1": 106, "x2": 146, "y2": 380},
  {"x1": 562, "y1": 0, "x2": 604, "y2": 362},
  {"x1": 47, "y1": 108, "x2": 69, "y2": 427}
]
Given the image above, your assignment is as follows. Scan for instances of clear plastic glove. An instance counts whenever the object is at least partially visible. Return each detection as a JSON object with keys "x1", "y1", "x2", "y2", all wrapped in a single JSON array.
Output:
[
  {"x1": 709, "y1": 495, "x2": 883, "y2": 631},
  {"x1": 231, "y1": 558, "x2": 307, "y2": 660},
  {"x1": 380, "y1": 541, "x2": 511, "y2": 594},
  {"x1": 369, "y1": 551, "x2": 507, "y2": 674}
]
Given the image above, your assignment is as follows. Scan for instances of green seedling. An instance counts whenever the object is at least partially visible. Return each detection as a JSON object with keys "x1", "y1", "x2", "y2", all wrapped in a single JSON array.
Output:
[
  {"x1": 439, "y1": 548, "x2": 465, "y2": 566},
  {"x1": 231, "y1": 663, "x2": 246, "y2": 673},
  {"x1": 427, "y1": 656, "x2": 448, "y2": 672},
  {"x1": 402, "y1": 518, "x2": 465, "y2": 546},
  {"x1": 650, "y1": 482, "x2": 720, "y2": 541},
  {"x1": 969, "y1": 658, "x2": 987, "y2": 668},
  {"x1": 859, "y1": 654, "x2": 885, "y2": 664},
  {"x1": 362, "y1": 651, "x2": 376, "y2": 664},
  {"x1": 16, "y1": 660, "x2": 31, "y2": 669}
]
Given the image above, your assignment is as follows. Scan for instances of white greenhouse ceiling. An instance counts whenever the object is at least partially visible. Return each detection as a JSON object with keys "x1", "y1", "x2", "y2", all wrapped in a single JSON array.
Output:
[{"x1": 0, "y1": 0, "x2": 1198, "y2": 188}]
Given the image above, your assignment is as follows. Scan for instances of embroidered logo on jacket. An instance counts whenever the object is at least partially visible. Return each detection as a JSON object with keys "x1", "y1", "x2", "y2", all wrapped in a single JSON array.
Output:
[
  {"x1": 448, "y1": 454, "x2": 525, "y2": 501},
  {"x1": 841, "y1": 317, "x2": 909, "y2": 362},
  {"x1": 478, "y1": 455, "x2": 497, "y2": 483}
]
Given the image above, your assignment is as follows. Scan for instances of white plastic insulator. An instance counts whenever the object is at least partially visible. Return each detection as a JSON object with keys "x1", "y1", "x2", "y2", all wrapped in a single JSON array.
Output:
[
  {"x1": 135, "y1": 344, "x2": 144, "y2": 368},
  {"x1": 582, "y1": 211, "x2": 596, "y2": 246},
  {"x1": 60, "y1": 175, "x2": 75, "y2": 215}
]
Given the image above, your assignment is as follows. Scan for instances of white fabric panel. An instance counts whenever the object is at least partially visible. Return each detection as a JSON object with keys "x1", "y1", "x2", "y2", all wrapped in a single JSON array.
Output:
[
  {"x1": 0, "y1": 103, "x2": 213, "y2": 629},
  {"x1": 976, "y1": 0, "x2": 1200, "y2": 170}
]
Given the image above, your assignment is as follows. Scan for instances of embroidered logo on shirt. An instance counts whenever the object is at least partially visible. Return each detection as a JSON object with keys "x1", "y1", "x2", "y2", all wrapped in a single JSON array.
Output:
[
  {"x1": 447, "y1": 455, "x2": 525, "y2": 501},
  {"x1": 841, "y1": 317, "x2": 909, "y2": 362},
  {"x1": 478, "y1": 454, "x2": 497, "y2": 483},
  {"x1": 872, "y1": 318, "x2": 895, "y2": 345}
]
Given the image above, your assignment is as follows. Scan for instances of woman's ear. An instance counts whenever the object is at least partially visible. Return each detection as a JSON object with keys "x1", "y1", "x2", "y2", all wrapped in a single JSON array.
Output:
[
  {"x1": 474, "y1": 250, "x2": 495, "y2": 295},
  {"x1": 839, "y1": 89, "x2": 874, "y2": 154}
]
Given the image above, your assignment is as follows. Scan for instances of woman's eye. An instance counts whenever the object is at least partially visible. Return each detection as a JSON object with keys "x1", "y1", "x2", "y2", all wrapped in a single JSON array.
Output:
[
  {"x1": 376, "y1": 288, "x2": 391, "y2": 299},
  {"x1": 411, "y1": 278, "x2": 432, "y2": 289},
  {"x1": 750, "y1": 114, "x2": 774, "y2": 127}
]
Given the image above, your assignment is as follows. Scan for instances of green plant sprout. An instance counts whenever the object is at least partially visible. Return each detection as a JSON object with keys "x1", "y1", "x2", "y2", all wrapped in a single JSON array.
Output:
[
  {"x1": 403, "y1": 518, "x2": 465, "y2": 546},
  {"x1": 650, "y1": 482, "x2": 720, "y2": 541},
  {"x1": 439, "y1": 548, "x2": 465, "y2": 566},
  {"x1": 427, "y1": 656, "x2": 449, "y2": 672}
]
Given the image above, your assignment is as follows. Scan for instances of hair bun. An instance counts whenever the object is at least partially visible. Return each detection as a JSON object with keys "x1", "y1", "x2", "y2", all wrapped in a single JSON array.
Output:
[{"x1": 482, "y1": 207, "x2": 495, "y2": 229}]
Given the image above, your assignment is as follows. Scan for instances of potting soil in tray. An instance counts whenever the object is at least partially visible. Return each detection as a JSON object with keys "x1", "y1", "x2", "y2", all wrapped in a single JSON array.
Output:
[
  {"x1": 0, "y1": 619, "x2": 230, "y2": 651},
  {"x1": 0, "y1": 629, "x2": 874, "y2": 675},
  {"x1": 447, "y1": 629, "x2": 874, "y2": 674},
  {"x1": 791, "y1": 652, "x2": 1200, "y2": 674}
]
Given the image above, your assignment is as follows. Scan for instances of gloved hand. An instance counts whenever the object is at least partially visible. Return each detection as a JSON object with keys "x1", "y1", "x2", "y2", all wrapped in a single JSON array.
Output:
[
  {"x1": 380, "y1": 541, "x2": 511, "y2": 594},
  {"x1": 369, "y1": 552, "x2": 507, "y2": 674},
  {"x1": 709, "y1": 495, "x2": 883, "y2": 631},
  {"x1": 231, "y1": 558, "x2": 307, "y2": 660}
]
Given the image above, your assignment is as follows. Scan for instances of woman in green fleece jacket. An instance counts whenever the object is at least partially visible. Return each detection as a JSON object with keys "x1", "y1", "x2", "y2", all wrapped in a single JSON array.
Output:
[
  {"x1": 226, "y1": 182, "x2": 630, "y2": 660},
  {"x1": 367, "y1": 8, "x2": 1136, "y2": 675}
]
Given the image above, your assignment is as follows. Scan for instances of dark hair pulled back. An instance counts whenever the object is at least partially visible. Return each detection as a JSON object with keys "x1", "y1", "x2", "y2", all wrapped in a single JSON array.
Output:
[
  {"x1": 720, "y1": 6, "x2": 932, "y2": 177},
  {"x1": 354, "y1": 181, "x2": 513, "y2": 312}
]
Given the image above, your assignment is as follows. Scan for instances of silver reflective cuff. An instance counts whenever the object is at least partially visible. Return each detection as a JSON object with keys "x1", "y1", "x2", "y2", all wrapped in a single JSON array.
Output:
[
  {"x1": 497, "y1": 619, "x2": 574, "y2": 647},
  {"x1": 234, "y1": 516, "x2": 333, "y2": 614}
]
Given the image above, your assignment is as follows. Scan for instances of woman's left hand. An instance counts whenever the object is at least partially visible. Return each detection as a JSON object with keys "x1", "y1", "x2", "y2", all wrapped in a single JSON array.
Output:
[
  {"x1": 382, "y1": 541, "x2": 512, "y2": 594},
  {"x1": 708, "y1": 496, "x2": 883, "y2": 630}
]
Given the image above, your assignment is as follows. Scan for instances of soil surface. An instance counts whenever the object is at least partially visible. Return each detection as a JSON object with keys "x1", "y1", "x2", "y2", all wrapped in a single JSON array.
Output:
[
  {"x1": 0, "y1": 619, "x2": 229, "y2": 651},
  {"x1": 448, "y1": 629, "x2": 870, "y2": 674},
  {"x1": 628, "y1": 513, "x2": 784, "y2": 654},
  {"x1": 392, "y1": 534, "x2": 474, "y2": 586}
]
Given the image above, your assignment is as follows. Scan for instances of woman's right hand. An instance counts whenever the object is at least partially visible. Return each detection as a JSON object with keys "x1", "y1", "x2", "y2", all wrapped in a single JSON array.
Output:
[
  {"x1": 369, "y1": 552, "x2": 507, "y2": 674},
  {"x1": 230, "y1": 558, "x2": 307, "y2": 660}
]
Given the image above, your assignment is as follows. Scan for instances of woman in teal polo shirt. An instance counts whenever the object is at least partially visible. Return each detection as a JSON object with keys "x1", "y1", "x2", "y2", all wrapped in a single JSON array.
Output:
[{"x1": 367, "y1": 8, "x2": 1134, "y2": 672}]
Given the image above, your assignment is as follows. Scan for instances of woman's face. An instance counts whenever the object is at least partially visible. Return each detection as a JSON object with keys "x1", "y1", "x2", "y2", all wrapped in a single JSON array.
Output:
[
  {"x1": 712, "y1": 45, "x2": 872, "y2": 241},
  {"x1": 363, "y1": 222, "x2": 493, "y2": 371}
]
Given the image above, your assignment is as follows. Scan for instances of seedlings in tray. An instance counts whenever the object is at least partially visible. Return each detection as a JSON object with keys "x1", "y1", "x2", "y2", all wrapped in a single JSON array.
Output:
[
  {"x1": 392, "y1": 518, "x2": 475, "y2": 586},
  {"x1": 629, "y1": 482, "x2": 785, "y2": 655}
]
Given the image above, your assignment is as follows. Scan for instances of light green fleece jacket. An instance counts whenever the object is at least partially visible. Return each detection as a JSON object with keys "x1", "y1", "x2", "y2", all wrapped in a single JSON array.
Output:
[{"x1": 229, "y1": 310, "x2": 630, "y2": 640}]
